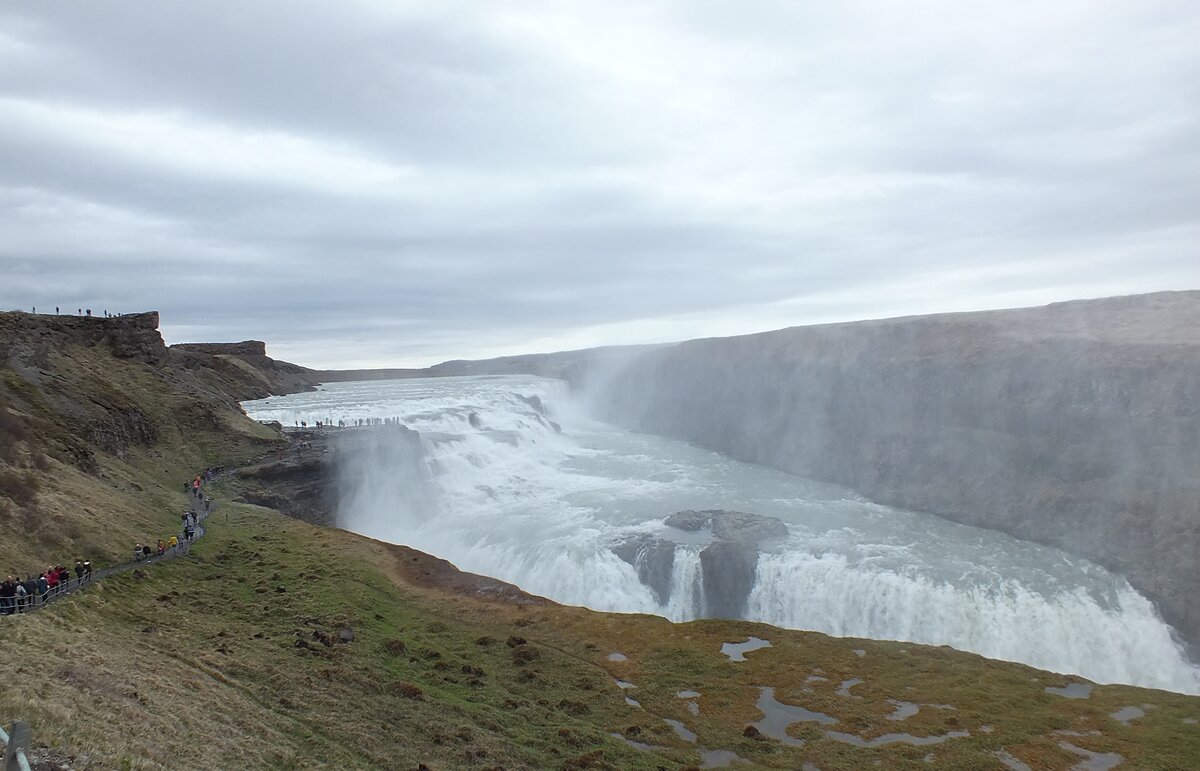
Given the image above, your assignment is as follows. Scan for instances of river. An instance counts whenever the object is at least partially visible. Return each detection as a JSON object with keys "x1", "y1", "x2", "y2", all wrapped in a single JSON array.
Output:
[{"x1": 243, "y1": 375, "x2": 1200, "y2": 694}]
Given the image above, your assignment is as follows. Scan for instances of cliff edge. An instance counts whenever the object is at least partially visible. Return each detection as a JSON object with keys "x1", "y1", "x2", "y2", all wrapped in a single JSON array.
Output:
[{"x1": 570, "y1": 291, "x2": 1200, "y2": 649}]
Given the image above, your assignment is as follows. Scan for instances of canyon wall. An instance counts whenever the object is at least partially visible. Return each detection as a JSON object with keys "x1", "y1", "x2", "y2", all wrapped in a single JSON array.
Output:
[{"x1": 571, "y1": 292, "x2": 1200, "y2": 648}]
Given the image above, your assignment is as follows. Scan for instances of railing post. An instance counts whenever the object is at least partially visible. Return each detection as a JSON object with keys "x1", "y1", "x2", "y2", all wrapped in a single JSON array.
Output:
[{"x1": 3, "y1": 719, "x2": 30, "y2": 771}]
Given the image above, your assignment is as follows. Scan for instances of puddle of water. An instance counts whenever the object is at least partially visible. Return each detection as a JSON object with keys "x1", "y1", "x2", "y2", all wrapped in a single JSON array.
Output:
[
  {"x1": 699, "y1": 749, "x2": 744, "y2": 768},
  {"x1": 995, "y1": 750, "x2": 1033, "y2": 771},
  {"x1": 825, "y1": 729, "x2": 970, "y2": 748},
  {"x1": 664, "y1": 718, "x2": 698, "y2": 743},
  {"x1": 610, "y1": 732, "x2": 662, "y2": 752},
  {"x1": 607, "y1": 652, "x2": 628, "y2": 662},
  {"x1": 615, "y1": 679, "x2": 636, "y2": 690},
  {"x1": 1110, "y1": 705, "x2": 1145, "y2": 724},
  {"x1": 721, "y1": 637, "x2": 773, "y2": 662},
  {"x1": 805, "y1": 675, "x2": 828, "y2": 683},
  {"x1": 1058, "y1": 741, "x2": 1124, "y2": 771},
  {"x1": 852, "y1": 649, "x2": 866, "y2": 657},
  {"x1": 1054, "y1": 730, "x2": 1102, "y2": 737},
  {"x1": 836, "y1": 678, "x2": 863, "y2": 697},
  {"x1": 753, "y1": 686, "x2": 837, "y2": 747},
  {"x1": 625, "y1": 696, "x2": 641, "y2": 708},
  {"x1": 980, "y1": 725, "x2": 995, "y2": 734},
  {"x1": 886, "y1": 700, "x2": 919, "y2": 721},
  {"x1": 1045, "y1": 683, "x2": 1093, "y2": 699},
  {"x1": 677, "y1": 689, "x2": 702, "y2": 715}
]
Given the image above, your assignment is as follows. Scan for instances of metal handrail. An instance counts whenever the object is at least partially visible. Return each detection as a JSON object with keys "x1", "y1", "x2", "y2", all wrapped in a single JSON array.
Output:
[
  {"x1": 1, "y1": 497, "x2": 215, "y2": 618},
  {"x1": 0, "y1": 720, "x2": 32, "y2": 771},
  {"x1": 0, "y1": 491, "x2": 221, "y2": 770}
]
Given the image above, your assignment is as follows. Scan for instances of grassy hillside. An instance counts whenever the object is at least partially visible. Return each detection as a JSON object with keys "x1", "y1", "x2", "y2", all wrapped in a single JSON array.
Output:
[
  {"x1": 0, "y1": 313, "x2": 282, "y2": 573},
  {"x1": 5, "y1": 499, "x2": 1200, "y2": 769},
  {"x1": 2, "y1": 310, "x2": 1199, "y2": 769}
]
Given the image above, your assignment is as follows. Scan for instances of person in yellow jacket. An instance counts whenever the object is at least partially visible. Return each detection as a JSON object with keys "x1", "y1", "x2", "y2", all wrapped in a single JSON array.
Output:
[{"x1": 168, "y1": 534, "x2": 179, "y2": 552}]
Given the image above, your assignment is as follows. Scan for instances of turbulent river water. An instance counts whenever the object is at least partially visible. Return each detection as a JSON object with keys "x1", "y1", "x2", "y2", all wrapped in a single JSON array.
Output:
[{"x1": 243, "y1": 375, "x2": 1200, "y2": 694}]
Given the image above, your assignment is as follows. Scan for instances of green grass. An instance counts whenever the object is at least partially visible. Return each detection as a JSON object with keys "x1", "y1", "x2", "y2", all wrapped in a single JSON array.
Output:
[{"x1": 4, "y1": 483, "x2": 1200, "y2": 770}]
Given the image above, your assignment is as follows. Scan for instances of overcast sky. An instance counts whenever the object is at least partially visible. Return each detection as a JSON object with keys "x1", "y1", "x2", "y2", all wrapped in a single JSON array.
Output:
[{"x1": 2, "y1": 1, "x2": 1197, "y2": 367}]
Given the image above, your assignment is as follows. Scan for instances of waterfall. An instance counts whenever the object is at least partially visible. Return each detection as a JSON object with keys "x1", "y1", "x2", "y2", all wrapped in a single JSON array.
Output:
[{"x1": 244, "y1": 375, "x2": 1200, "y2": 694}]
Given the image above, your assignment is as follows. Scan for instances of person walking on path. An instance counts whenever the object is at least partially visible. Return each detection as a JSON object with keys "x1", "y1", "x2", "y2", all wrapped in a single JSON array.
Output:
[
  {"x1": 21, "y1": 576, "x2": 37, "y2": 611},
  {"x1": 0, "y1": 577, "x2": 15, "y2": 615}
]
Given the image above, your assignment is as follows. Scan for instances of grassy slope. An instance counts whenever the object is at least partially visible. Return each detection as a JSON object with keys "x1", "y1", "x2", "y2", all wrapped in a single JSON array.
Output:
[
  {"x1": 0, "y1": 340, "x2": 280, "y2": 573},
  {"x1": 2, "y1": 319, "x2": 1200, "y2": 769},
  {"x1": 4, "y1": 495, "x2": 1200, "y2": 769}
]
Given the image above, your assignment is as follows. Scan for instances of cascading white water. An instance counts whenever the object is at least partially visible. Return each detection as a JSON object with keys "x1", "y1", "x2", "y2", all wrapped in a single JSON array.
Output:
[{"x1": 244, "y1": 375, "x2": 1200, "y2": 694}]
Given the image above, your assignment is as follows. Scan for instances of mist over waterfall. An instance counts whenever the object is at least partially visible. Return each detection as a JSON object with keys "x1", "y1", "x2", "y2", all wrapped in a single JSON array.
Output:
[{"x1": 244, "y1": 375, "x2": 1200, "y2": 695}]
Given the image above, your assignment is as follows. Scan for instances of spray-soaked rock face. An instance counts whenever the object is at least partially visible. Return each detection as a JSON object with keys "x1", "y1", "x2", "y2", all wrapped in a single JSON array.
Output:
[
  {"x1": 611, "y1": 534, "x2": 677, "y2": 606},
  {"x1": 613, "y1": 510, "x2": 788, "y2": 619}
]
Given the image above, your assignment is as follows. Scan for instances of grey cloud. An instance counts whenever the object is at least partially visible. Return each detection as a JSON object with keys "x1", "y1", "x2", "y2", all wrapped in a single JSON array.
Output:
[{"x1": 1, "y1": 1, "x2": 1198, "y2": 367}]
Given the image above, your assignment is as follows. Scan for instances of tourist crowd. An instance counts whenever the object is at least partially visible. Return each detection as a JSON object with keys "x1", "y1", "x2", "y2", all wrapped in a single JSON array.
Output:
[
  {"x1": 1, "y1": 470, "x2": 216, "y2": 617},
  {"x1": 1, "y1": 561, "x2": 93, "y2": 615},
  {"x1": 23, "y1": 306, "x2": 130, "y2": 318}
]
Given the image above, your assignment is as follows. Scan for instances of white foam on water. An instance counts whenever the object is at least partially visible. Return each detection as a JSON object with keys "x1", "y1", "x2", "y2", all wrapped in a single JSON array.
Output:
[{"x1": 244, "y1": 375, "x2": 1200, "y2": 695}]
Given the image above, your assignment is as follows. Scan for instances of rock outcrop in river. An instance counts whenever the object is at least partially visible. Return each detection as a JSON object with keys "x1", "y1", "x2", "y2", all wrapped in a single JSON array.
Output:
[{"x1": 613, "y1": 509, "x2": 789, "y2": 618}]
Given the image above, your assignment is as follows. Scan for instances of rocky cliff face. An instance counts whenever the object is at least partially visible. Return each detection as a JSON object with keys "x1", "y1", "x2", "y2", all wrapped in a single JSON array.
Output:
[
  {"x1": 172, "y1": 340, "x2": 268, "y2": 357},
  {"x1": 0, "y1": 311, "x2": 167, "y2": 366},
  {"x1": 170, "y1": 340, "x2": 318, "y2": 399},
  {"x1": 575, "y1": 292, "x2": 1200, "y2": 649},
  {"x1": 0, "y1": 311, "x2": 316, "y2": 475}
]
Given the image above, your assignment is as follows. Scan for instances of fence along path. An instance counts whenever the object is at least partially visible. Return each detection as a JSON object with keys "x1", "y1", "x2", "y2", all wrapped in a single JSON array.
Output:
[
  {"x1": 1, "y1": 490, "x2": 214, "y2": 617},
  {"x1": 1, "y1": 489, "x2": 217, "y2": 768},
  {"x1": 0, "y1": 720, "x2": 31, "y2": 771}
]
